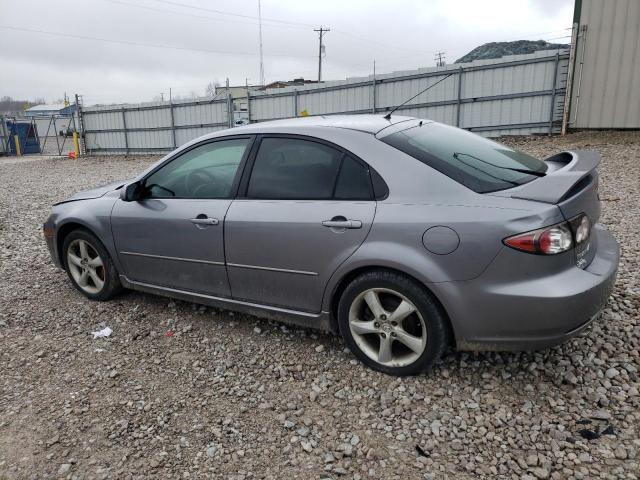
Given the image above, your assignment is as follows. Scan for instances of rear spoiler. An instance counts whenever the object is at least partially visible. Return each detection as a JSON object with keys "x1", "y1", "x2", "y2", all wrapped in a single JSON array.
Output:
[{"x1": 507, "y1": 150, "x2": 600, "y2": 204}]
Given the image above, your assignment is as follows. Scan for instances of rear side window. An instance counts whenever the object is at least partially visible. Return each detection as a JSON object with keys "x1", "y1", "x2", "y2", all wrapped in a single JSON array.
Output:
[
  {"x1": 247, "y1": 137, "x2": 373, "y2": 200},
  {"x1": 380, "y1": 123, "x2": 548, "y2": 193},
  {"x1": 334, "y1": 155, "x2": 372, "y2": 200}
]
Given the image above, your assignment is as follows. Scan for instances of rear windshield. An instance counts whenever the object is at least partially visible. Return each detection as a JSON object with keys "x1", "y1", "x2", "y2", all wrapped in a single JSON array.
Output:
[{"x1": 380, "y1": 123, "x2": 547, "y2": 193}]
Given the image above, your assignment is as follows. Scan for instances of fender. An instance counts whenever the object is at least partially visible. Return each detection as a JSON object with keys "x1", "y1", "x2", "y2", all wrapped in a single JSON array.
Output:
[{"x1": 52, "y1": 193, "x2": 122, "y2": 272}]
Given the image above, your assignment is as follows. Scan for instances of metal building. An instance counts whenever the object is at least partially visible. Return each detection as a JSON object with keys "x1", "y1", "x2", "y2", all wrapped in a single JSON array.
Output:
[
  {"x1": 565, "y1": 0, "x2": 640, "y2": 129},
  {"x1": 24, "y1": 103, "x2": 76, "y2": 117}
]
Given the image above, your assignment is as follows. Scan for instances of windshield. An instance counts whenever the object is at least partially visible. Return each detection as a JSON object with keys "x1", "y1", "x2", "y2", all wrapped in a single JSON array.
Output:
[{"x1": 380, "y1": 122, "x2": 548, "y2": 193}]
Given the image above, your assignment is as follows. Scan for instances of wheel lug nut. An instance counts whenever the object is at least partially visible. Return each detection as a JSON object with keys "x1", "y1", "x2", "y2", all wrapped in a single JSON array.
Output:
[
  {"x1": 391, "y1": 332, "x2": 397, "y2": 337},
  {"x1": 374, "y1": 322, "x2": 380, "y2": 328},
  {"x1": 380, "y1": 333, "x2": 386, "y2": 338},
  {"x1": 391, "y1": 321, "x2": 397, "y2": 326},
  {"x1": 380, "y1": 314, "x2": 387, "y2": 321}
]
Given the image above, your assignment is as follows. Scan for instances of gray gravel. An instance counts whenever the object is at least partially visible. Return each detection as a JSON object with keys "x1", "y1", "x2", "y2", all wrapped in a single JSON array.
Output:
[{"x1": 1, "y1": 131, "x2": 639, "y2": 479}]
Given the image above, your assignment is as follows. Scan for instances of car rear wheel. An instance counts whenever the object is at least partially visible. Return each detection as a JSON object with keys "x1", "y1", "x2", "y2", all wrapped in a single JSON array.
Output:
[
  {"x1": 338, "y1": 270, "x2": 448, "y2": 376},
  {"x1": 62, "y1": 230, "x2": 122, "y2": 301}
]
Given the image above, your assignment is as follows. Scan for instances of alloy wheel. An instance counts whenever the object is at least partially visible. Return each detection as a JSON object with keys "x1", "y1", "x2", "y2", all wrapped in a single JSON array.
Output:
[
  {"x1": 67, "y1": 239, "x2": 106, "y2": 295},
  {"x1": 348, "y1": 288, "x2": 427, "y2": 367}
]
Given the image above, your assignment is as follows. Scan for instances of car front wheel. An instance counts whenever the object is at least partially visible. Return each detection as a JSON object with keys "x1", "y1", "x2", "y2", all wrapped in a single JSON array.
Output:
[
  {"x1": 338, "y1": 270, "x2": 449, "y2": 376},
  {"x1": 62, "y1": 229, "x2": 122, "y2": 301}
]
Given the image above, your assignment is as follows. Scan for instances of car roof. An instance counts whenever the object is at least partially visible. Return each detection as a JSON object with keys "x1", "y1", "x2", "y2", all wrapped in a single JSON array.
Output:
[{"x1": 231, "y1": 114, "x2": 422, "y2": 135}]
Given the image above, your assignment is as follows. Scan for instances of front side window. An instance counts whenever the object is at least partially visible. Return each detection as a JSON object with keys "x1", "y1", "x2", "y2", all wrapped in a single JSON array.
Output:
[
  {"x1": 144, "y1": 138, "x2": 250, "y2": 199},
  {"x1": 247, "y1": 137, "x2": 373, "y2": 200},
  {"x1": 380, "y1": 123, "x2": 548, "y2": 193}
]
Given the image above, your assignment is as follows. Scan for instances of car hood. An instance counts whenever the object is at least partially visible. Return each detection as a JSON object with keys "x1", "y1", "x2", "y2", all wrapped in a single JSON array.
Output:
[{"x1": 54, "y1": 180, "x2": 127, "y2": 205}]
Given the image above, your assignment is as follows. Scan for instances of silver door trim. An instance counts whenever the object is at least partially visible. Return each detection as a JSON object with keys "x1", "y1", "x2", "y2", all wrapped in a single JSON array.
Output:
[
  {"x1": 121, "y1": 275, "x2": 323, "y2": 318},
  {"x1": 120, "y1": 251, "x2": 225, "y2": 266},
  {"x1": 226, "y1": 262, "x2": 318, "y2": 276}
]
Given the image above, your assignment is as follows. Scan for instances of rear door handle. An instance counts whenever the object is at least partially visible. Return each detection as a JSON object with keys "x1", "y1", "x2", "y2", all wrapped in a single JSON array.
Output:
[
  {"x1": 190, "y1": 217, "x2": 219, "y2": 226},
  {"x1": 322, "y1": 218, "x2": 362, "y2": 229}
]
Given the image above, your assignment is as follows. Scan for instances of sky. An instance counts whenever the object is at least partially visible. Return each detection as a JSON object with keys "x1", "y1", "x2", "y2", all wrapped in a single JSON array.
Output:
[{"x1": 0, "y1": 0, "x2": 574, "y2": 106}]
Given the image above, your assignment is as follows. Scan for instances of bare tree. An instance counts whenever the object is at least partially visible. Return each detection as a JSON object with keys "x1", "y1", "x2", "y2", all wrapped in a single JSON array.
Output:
[{"x1": 205, "y1": 80, "x2": 221, "y2": 98}]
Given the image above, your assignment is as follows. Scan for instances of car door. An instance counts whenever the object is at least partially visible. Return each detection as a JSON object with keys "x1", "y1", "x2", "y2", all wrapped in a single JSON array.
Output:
[
  {"x1": 111, "y1": 136, "x2": 253, "y2": 296},
  {"x1": 224, "y1": 135, "x2": 377, "y2": 312}
]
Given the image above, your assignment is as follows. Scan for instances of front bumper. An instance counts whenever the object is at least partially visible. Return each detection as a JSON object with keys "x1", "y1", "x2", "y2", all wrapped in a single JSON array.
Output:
[
  {"x1": 43, "y1": 218, "x2": 63, "y2": 269},
  {"x1": 439, "y1": 224, "x2": 619, "y2": 351}
]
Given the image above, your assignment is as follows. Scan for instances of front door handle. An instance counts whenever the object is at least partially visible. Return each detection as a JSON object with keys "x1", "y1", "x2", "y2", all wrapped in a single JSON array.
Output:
[
  {"x1": 322, "y1": 217, "x2": 362, "y2": 229},
  {"x1": 190, "y1": 216, "x2": 219, "y2": 226}
]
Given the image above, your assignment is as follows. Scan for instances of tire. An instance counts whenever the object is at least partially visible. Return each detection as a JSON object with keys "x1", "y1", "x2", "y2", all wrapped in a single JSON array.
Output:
[
  {"x1": 62, "y1": 229, "x2": 123, "y2": 301},
  {"x1": 337, "y1": 270, "x2": 449, "y2": 376}
]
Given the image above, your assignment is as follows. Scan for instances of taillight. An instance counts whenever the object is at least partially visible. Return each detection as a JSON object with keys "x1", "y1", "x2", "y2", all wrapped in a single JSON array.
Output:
[
  {"x1": 570, "y1": 215, "x2": 590, "y2": 244},
  {"x1": 504, "y1": 214, "x2": 589, "y2": 255}
]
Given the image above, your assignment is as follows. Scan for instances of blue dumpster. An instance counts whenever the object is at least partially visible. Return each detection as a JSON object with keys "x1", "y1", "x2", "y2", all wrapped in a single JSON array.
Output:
[{"x1": 6, "y1": 119, "x2": 40, "y2": 154}]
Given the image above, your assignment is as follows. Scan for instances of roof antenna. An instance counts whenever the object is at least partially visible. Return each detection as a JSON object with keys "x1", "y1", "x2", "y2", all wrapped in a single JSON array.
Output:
[{"x1": 384, "y1": 72, "x2": 455, "y2": 120}]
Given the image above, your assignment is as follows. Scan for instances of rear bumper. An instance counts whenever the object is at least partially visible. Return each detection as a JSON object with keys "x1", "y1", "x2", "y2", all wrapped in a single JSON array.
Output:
[{"x1": 439, "y1": 224, "x2": 619, "y2": 351}]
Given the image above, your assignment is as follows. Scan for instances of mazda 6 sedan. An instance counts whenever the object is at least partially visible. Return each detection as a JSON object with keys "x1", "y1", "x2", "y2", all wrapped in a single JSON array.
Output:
[{"x1": 43, "y1": 115, "x2": 619, "y2": 376}]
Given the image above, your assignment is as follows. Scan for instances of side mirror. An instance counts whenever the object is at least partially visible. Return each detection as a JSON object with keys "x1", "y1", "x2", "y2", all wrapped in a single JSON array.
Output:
[{"x1": 121, "y1": 181, "x2": 144, "y2": 202}]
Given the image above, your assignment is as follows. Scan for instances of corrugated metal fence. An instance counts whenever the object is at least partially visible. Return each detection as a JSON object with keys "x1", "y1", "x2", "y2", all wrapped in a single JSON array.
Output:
[{"x1": 82, "y1": 49, "x2": 569, "y2": 154}]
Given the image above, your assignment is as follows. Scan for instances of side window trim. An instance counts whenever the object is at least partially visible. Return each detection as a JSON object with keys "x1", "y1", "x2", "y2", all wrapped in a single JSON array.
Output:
[
  {"x1": 330, "y1": 153, "x2": 348, "y2": 199},
  {"x1": 237, "y1": 133, "x2": 383, "y2": 201},
  {"x1": 141, "y1": 134, "x2": 256, "y2": 200}
]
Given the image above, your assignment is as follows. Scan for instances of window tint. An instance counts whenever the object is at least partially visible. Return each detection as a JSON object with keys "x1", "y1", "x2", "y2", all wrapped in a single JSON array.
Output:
[
  {"x1": 334, "y1": 156, "x2": 372, "y2": 200},
  {"x1": 380, "y1": 123, "x2": 548, "y2": 193},
  {"x1": 247, "y1": 138, "x2": 343, "y2": 199},
  {"x1": 145, "y1": 138, "x2": 250, "y2": 199}
]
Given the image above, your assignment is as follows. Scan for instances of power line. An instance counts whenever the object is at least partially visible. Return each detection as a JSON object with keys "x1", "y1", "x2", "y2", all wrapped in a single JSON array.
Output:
[
  {"x1": 102, "y1": 0, "x2": 307, "y2": 31},
  {"x1": 148, "y1": 0, "x2": 315, "y2": 27},
  {"x1": 110, "y1": 0, "x2": 433, "y2": 57},
  {"x1": 0, "y1": 25, "x2": 316, "y2": 59},
  {"x1": 331, "y1": 29, "x2": 431, "y2": 56},
  {"x1": 434, "y1": 51, "x2": 446, "y2": 67},
  {"x1": 102, "y1": 0, "x2": 452, "y2": 62}
]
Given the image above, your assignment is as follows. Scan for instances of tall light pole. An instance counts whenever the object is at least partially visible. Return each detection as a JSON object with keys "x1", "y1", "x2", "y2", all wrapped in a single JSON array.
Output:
[
  {"x1": 314, "y1": 26, "x2": 329, "y2": 83},
  {"x1": 258, "y1": 0, "x2": 265, "y2": 87}
]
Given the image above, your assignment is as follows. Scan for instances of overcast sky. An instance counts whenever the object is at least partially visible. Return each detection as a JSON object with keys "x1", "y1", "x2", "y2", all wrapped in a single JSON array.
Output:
[{"x1": 0, "y1": 0, "x2": 573, "y2": 105}]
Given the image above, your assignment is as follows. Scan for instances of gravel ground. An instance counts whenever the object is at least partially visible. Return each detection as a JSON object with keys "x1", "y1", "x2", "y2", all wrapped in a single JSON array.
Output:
[{"x1": 0, "y1": 131, "x2": 638, "y2": 480}]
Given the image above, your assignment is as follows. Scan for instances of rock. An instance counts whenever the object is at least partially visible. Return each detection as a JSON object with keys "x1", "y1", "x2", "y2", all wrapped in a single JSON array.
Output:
[
  {"x1": 206, "y1": 445, "x2": 218, "y2": 458},
  {"x1": 614, "y1": 447, "x2": 627, "y2": 460},
  {"x1": 315, "y1": 345, "x2": 325, "y2": 353},
  {"x1": 605, "y1": 368, "x2": 620, "y2": 379},
  {"x1": 58, "y1": 464, "x2": 71, "y2": 475},
  {"x1": 532, "y1": 467, "x2": 550, "y2": 479}
]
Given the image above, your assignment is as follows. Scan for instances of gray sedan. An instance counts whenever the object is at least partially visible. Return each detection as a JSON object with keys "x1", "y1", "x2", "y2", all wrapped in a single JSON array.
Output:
[{"x1": 43, "y1": 115, "x2": 619, "y2": 376}]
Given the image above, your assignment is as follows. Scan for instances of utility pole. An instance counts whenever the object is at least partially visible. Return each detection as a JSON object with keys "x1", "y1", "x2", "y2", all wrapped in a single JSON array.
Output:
[
  {"x1": 314, "y1": 26, "x2": 330, "y2": 83},
  {"x1": 160, "y1": 92, "x2": 165, "y2": 101},
  {"x1": 258, "y1": 0, "x2": 265, "y2": 87},
  {"x1": 434, "y1": 51, "x2": 446, "y2": 67}
]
